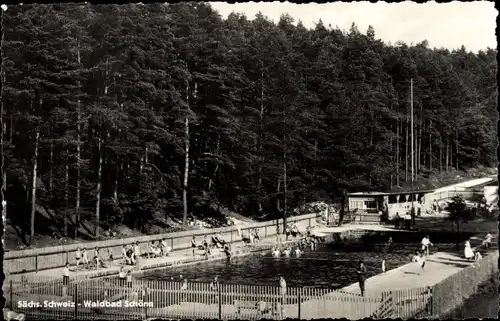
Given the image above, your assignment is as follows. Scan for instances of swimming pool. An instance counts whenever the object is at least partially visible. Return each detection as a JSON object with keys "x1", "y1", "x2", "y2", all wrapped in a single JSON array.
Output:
[{"x1": 136, "y1": 241, "x2": 461, "y2": 288}]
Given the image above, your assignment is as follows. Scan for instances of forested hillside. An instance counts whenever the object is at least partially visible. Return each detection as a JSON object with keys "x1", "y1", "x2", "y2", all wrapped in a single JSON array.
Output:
[{"x1": 1, "y1": 3, "x2": 497, "y2": 242}]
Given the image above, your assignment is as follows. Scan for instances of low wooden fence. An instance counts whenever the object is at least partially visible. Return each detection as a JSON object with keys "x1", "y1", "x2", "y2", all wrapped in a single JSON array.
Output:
[
  {"x1": 6, "y1": 249, "x2": 497, "y2": 321},
  {"x1": 6, "y1": 278, "x2": 385, "y2": 320},
  {"x1": 4, "y1": 213, "x2": 320, "y2": 274}
]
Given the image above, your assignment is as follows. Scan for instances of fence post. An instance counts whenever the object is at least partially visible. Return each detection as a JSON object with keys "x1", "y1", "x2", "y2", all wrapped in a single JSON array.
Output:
[
  {"x1": 170, "y1": 238, "x2": 173, "y2": 250},
  {"x1": 218, "y1": 285, "x2": 222, "y2": 319},
  {"x1": 35, "y1": 254, "x2": 38, "y2": 273},
  {"x1": 428, "y1": 286, "x2": 433, "y2": 316},
  {"x1": 10, "y1": 280, "x2": 13, "y2": 306},
  {"x1": 297, "y1": 288, "x2": 301, "y2": 319},
  {"x1": 66, "y1": 250, "x2": 69, "y2": 264},
  {"x1": 144, "y1": 288, "x2": 148, "y2": 320},
  {"x1": 74, "y1": 283, "x2": 78, "y2": 319}
]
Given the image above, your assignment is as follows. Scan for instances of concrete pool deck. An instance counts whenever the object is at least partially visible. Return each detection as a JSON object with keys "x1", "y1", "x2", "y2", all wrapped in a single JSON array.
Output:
[
  {"x1": 6, "y1": 220, "x2": 314, "y2": 282},
  {"x1": 340, "y1": 251, "x2": 480, "y2": 295}
]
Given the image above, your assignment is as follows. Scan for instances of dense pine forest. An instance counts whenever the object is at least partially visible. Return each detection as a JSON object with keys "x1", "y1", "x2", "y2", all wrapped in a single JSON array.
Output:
[{"x1": 1, "y1": 3, "x2": 497, "y2": 242}]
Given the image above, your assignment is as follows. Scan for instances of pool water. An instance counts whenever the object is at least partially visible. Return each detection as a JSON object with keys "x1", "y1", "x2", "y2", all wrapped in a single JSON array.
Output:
[{"x1": 137, "y1": 242, "x2": 459, "y2": 289}]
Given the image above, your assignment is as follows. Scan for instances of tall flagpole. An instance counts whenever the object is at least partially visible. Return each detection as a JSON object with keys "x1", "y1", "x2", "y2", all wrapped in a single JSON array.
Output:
[
  {"x1": 410, "y1": 79, "x2": 415, "y2": 212},
  {"x1": 411, "y1": 79, "x2": 414, "y2": 185}
]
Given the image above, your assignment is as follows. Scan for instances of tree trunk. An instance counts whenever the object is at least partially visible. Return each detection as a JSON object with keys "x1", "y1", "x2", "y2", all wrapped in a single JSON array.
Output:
[
  {"x1": 455, "y1": 130, "x2": 459, "y2": 171},
  {"x1": 414, "y1": 123, "x2": 418, "y2": 178},
  {"x1": 429, "y1": 120, "x2": 432, "y2": 171},
  {"x1": 439, "y1": 134, "x2": 443, "y2": 173},
  {"x1": 257, "y1": 61, "x2": 265, "y2": 214},
  {"x1": 95, "y1": 134, "x2": 103, "y2": 237},
  {"x1": 276, "y1": 178, "x2": 282, "y2": 213},
  {"x1": 405, "y1": 121, "x2": 409, "y2": 182},
  {"x1": 0, "y1": 73, "x2": 7, "y2": 243},
  {"x1": 396, "y1": 119, "x2": 400, "y2": 186},
  {"x1": 283, "y1": 151, "x2": 287, "y2": 233},
  {"x1": 182, "y1": 117, "x2": 190, "y2": 226},
  {"x1": 208, "y1": 133, "x2": 221, "y2": 190},
  {"x1": 64, "y1": 151, "x2": 69, "y2": 237},
  {"x1": 30, "y1": 130, "x2": 40, "y2": 243},
  {"x1": 419, "y1": 104, "x2": 423, "y2": 170},
  {"x1": 445, "y1": 137, "x2": 449, "y2": 172},
  {"x1": 75, "y1": 40, "x2": 82, "y2": 239},
  {"x1": 48, "y1": 141, "x2": 53, "y2": 199},
  {"x1": 114, "y1": 156, "x2": 119, "y2": 206},
  {"x1": 282, "y1": 97, "x2": 287, "y2": 233}
]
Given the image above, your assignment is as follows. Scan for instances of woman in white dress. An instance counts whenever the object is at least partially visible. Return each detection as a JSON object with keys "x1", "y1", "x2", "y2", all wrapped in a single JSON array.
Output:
[{"x1": 464, "y1": 239, "x2": 474, "y2": 261}]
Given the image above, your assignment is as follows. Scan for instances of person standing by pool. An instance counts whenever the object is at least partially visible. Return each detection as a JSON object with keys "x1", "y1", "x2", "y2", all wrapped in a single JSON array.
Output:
[
  {"x1": 279, "y1": 276, "x2": 287, "y2": 306},
  {"x1": 394, "y1": 213, "x2": 400, "y2": 229},
  {"x1": 357, "y1": 261, "x2": 367, "y2": 297},
  {"x1": 119, "y1": 267, "x2": 127, "y2": 286},
  {"x1": 420, "y1": 235, "x2": 433, "y2": 257},
  {"x1": 134, "y1": 242, "x2": 141, "y2": 265},
  {"x1": 404, "y1": 210, "x2": 411, "y2": 230},
  {"x1": 464, "y1": 238, "x2": 474, "y2": 261},
  {"x1": 82, "y1": 248, "x2": 89, "y2": 269},
  {"x1": 75, "y1": 248, "x2": 82, "y2": 271},
  {"x1": 381, "y1": 259, "x2": 386, "y2": 274},
  {"x1": 126, "y1": 270, "x2": 133, "y2": 288},
  {"x1": 210, "y1": 276, "x2": 219, "y2": 291},
  {"x1": 191, "y1": 236, "x2": 197, "y2": 256},
  {"x1": 482, "y1": 232, "x2": 493, "y2": 248},
  {"x1": 411, "y1": 250, "x2": 426, "y2": 274},
  {"x1": 62, "y1": 262, "x2": 71, "y2": 297},
  {"x1": 63, "y1": 262, "x2": 70, "y2": 285}
]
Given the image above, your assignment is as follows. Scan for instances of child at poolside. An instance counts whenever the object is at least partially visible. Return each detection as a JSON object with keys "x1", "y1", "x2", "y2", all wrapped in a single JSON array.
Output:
[
  {"x1": 119, "y1": 266, "x2": 127, "y2": 286},
  {"x1": 82, "y1": 248, "x2": 89, "y2": 268},
  {"x1": 482, "y1": 232, "x2": 493, "y2": 248},
  {"x1": 126, "y1": 271, "x2": 133, "y2": 288},
  {"x1": 191, "y1": 236, "x2": 197, "y2": 256},
  {"x1": 411, "y1": 250, "x2": 426, "y2": 274},
  {"x1": 161, "y1": 239, "x2": 169, "y2": 256},
  {"x1": 107, "y1": 248, "x2": 114, "y2": 262},
  {"x1": 253, "y1": 229, "x2": 260, "y2": 243},
  {"x1": 133, "y1": 242, "x2": 141, "y2": 265},
  {"x1": 148, "y1": 241, "x2": 156, "y2": 259},
  {"x1": 223, "y1": 243, "x2": 232, "y2": 262},
  {"x1": 75, "y1": 248, "x2": 82, "y2": 270},
  {"x1": 420, "y1": 235, "x2": 433, "y2": 257},
  {"x1": 126, "y1": 245, "x2": 134, "y2": 265},
  {"x1": 357, "y1": 261, "x2": 367, "y2": 296},
  {"x1": 63, "y1": 262, "x2": 70, "y2": 286}
]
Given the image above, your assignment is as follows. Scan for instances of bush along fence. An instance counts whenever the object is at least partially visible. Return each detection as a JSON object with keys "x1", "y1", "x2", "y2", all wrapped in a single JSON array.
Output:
[
  {"x1": 5, "y1": 250, "x2": 497, "y2": 320},
  {"x1": 4, "y1": 213, "x2": 321, "y2": 274}
]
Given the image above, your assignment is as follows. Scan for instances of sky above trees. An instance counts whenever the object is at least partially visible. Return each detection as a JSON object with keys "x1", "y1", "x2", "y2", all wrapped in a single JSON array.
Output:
[{"x1": 210, "y1": 1, "x2": 496, "y2": 53}]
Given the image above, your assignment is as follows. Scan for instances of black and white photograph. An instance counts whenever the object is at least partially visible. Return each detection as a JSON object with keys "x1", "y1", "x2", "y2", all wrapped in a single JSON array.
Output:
[{"x1": 1, "y1": 1, "x2": 498, "y2": 320}]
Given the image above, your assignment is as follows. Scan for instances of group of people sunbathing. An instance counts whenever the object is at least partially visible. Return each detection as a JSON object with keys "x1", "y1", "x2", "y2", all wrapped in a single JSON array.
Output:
[
  {"x1": 191, "y1": 234, "x2": 233, "y2": 261},
  {"x1": 147, "y1": 239, "x2": 173, "y2": 259},
  {"x1": 240, "y1": 229, "x2": 261, "y2": 245},
  {"x1": 75, "y1": 246, "x2": 113, "y2": 270}
]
